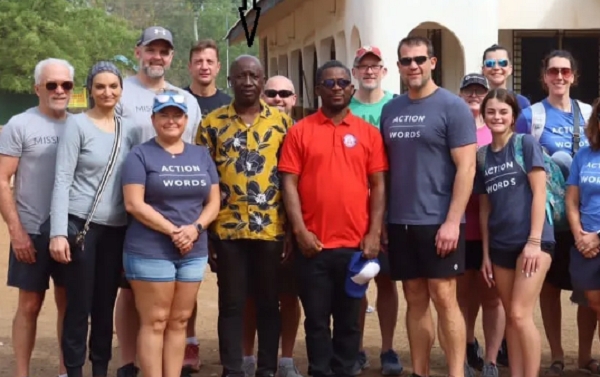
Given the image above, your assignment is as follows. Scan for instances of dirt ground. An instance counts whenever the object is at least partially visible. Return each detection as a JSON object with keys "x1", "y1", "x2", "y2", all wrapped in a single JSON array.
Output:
[{"x1": 0, "y1": 219, "x2": 593, "y2": 377}]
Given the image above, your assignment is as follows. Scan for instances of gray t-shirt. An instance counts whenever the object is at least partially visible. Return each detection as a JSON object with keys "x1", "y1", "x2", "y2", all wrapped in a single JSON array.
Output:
[
  {"x1": 117, "y1": 76, "x2": 202, "y2": 143},
  {"x1": 380, "y1": 88, "x2": 477, "y2": 225},
  {"x1": 121, "y1": 139, "x2": 218, "y2": 260},
  {"x1": 475, "y1": 134, "x2": 554, "y2": 249},
  {"x1": 50, "y1": 113, "x2": 142, "y2": 237},
  {"x1": 0, "y1": 107, "x2": 67, "y2": 234}
]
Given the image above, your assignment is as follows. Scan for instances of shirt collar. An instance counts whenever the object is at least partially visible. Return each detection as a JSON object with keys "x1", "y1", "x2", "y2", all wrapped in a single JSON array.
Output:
[
  {"x1": 315, "y1": 108, "x2": 352, "y2": 126},
  {"x1": 225, "y1": 99, "x2": 273, "y2": 120}
]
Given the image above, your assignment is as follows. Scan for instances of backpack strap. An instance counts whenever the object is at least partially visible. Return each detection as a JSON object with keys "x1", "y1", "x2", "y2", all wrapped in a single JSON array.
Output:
[
  {"x1": 512, "y1": 134, "x2": 527, "y2": 174},
  {"x1": 578, "y1": 100, "x2": 592, "y2": 124},
  {"x1": 476, "y1": 145, "x2": 488, "y2": 174},
  {"x1": 530, "y1": 102, "x2": 546, "y2": 142}
]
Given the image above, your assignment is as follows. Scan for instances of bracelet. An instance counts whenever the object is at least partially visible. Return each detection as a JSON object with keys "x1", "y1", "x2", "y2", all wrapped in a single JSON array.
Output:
[{"x1": 527, "y1": 238, "x2": 541, "y2": 245}]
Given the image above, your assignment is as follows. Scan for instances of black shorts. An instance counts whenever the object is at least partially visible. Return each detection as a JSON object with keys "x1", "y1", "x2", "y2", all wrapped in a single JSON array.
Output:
[
  {"x1": 545, "y1": 231, "x2": 574, "y2": 291},
  {"x1": 7, "y1": 233, "x2": 65, "y2": 292},
  {"x1": 119, "y1": 273, "x2": 131, "y2": 289},
  {"x1": 465, "y1": 240, "x2": 483, "y2": 271},
  {"x1": 490, "y1": 242, "x2": 555, "y2": 270},
  {"x1": 570, "y1": 245, "x2": 600, "y2": 291},
  {"x1": 387, "y1": 223, "x2": 466, "y2": 281},
  {"x1": 278, "y1": 259, "x2": 297, "y2": 295}
]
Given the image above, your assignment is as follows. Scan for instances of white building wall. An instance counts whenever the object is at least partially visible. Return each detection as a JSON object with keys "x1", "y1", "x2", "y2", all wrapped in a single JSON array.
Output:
[{"x1": 256, "y1": 0, "x2": 600, "y2": 106}]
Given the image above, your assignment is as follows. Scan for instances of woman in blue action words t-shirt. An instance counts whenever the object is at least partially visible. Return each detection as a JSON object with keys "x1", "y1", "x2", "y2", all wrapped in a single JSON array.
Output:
[
  {"x1": 121, "y1": 90, "x2": 220, "y2": 377},
  {"x1": 476, "y1": 89, "x2": 555, "y2": 377},
  {"x1": 566, "y1": 101, "x2": 600, "y2": 316}
]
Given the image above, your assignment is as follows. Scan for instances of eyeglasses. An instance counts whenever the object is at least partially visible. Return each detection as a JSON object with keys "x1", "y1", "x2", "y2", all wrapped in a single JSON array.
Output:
[
  {"x1": 483, "y1": 59, "x2": 509, "y2": 68},
  {"x1": 546, "y1": 67, "x2": 573, "y2": 79},
  {"x1": 45, "y1": 81, "x2": 74, "y2": 91},
  {"x1": 355, "y1": 64, "x2": 383, "y2": 72},
  {"x1": 264, "y1": 89, "x2": 294, "y2": 98},
  {"x1": 155, "y1": 94, "x2": 185, "y2": 103},
  {"x1": 398, "y1": 56, "x2": 428, "y2": 67},
  {"x1": 460, "y1": 87, "x2": 487, "y2": 97},
  {"x1": 320, "y1": 79, "x2": 352, "y2": 89}
]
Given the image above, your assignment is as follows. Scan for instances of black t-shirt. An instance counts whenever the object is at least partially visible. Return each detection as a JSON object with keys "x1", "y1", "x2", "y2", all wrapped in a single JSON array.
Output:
[{"x1": 184, "y1": 87, "x2": 232, "y2": 119}]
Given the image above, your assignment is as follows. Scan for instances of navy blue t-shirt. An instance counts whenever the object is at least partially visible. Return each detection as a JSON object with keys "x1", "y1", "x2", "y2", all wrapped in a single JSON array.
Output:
[
  {"x1": 475, "y1": 134, "x2": 554, "y2": 249},
  {"x1": 122, "y1": 139, "x2": 218, "y2": 259},
  {"x1": 380, "y1": 88, "x2": 476, "y2": 225}
]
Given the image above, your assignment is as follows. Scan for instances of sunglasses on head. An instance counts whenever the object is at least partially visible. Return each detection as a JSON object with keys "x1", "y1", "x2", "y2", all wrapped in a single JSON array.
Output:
[
  {"x1": 320, "y1": 78, "x2": 352, "y2": 89},
  {"x1": 155, "y1": 94, "x2": 185, "y2": 103},
  {"x1": 546, "y1": 67, "x2": 573, "y2": 79},
  {"x1": 398, "y1": 56, "x2": 428, "y2": 67},
  {"x1": 45, "y1": 81, "x2": 74, "y2": 91},
  {"x1": 483, "y1": 59, "x2": 509, "y2": 68},
  {"x1": 264, "y1": 89, "x2": 294, "y2": 98}
]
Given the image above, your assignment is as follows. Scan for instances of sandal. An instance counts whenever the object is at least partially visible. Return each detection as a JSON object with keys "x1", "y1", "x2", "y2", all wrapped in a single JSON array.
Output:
[
  {"x1": 580, "y1": 359, "x2": 600, "y2": 375},
  {"x1": 545, "y1": 360, "x2": 565, "y2": 376}
]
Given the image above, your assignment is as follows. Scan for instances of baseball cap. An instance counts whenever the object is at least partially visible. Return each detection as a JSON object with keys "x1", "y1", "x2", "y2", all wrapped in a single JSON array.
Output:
[
  {"x1": 137, "y1": 26, "x2": 174, "y2": 48},
  {"x1": 460, "y1": 73, "x2": 489, "y2": 90},
  {"x1": 354, "y1": 46, "x2": 383, "y2": 65},
  {"x1": 152, "y1": 91, "x2": 188, "y2": 114},
  {"x1": 345, "y1": 252, "x2": 381, "y2": 298}
]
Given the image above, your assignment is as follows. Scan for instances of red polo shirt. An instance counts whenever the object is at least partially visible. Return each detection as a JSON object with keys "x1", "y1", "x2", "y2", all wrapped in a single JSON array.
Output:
[{"x1": 278, "y1": 109, "x2": 388, "y2": 249}]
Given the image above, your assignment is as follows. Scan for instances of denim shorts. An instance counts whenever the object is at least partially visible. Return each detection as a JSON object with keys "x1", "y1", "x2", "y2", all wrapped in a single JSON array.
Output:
[{"x1": 123, "y1": 253, "x2": 208, "y2": 282}]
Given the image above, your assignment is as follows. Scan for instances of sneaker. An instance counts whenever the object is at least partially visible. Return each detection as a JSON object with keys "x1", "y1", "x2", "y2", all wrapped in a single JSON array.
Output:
[
  {"x1": 242, "y1": 358, "x2": 257, "y2": 377},
  {"x1": 116, "y1": 363, "x2": 139, "y2": 377},
  {"x1": 496, "y1": 339, "x2": 509, "y2": 367},
  {"x1": 380, "y1": 349, "x2": 403, "y2": 376},
  {"x1": 464, "y1": 362, "x2": 476, "y2": 377},
  {"x1": 481, "y1": 363, "x2": 498, "y2": 377},
  {"x1": 183, "y1": 344, "x2": 201, "y2": 372},
  {"x1": 278, "y1": 364, "x2": 303, "y2": 377},
  {"x1": 466, "y1": 339, "x2": 484, "y2": 371}
]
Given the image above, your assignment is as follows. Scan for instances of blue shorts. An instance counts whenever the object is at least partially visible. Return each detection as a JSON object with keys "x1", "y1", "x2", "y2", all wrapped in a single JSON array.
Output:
[{"x1": 123, "y1": 253, "x2": 208, "y2": 282}]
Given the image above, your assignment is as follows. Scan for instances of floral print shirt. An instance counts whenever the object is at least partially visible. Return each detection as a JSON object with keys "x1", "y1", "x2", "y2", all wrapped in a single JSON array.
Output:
[{"x1": 195, "y1": 100, "x2": 293, "y2": 241}]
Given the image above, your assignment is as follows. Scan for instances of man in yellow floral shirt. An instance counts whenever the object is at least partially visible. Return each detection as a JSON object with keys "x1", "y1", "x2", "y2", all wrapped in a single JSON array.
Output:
[{"x1": 195, "y1": 55, "x2": 293, "y2": 377}]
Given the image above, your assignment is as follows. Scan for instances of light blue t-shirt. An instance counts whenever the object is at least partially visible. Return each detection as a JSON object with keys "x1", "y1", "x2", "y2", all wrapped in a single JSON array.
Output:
[
  {"x1": 121, "y1": 139, "x2": 218, "y2": 260},
  {"x1": 475, "y1": 134, "x2": 554, "y2": 249},
  {"x1": 380, "y1": 88, "x2": 476, "y2": 225},
  {"x1": 515, "y1": 99, "x2": 590, "y2": 155},
  {"x1": 566, "y1": 146, "x2": 600, "y2": 233}
]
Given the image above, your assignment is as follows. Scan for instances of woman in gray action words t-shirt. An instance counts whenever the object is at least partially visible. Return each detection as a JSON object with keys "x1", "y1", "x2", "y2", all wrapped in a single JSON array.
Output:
[
  {"x1": 47, "y1": 62, "x2": 141, "y2": 377},
  {"x1": 476, "y1": 89, "x2": 555, "y2": 377},
  {"x1": 121, "y1": 90, "x2": 220, "y2": 376}
]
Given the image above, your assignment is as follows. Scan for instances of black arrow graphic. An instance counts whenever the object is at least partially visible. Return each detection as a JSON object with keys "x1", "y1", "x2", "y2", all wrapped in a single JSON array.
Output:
[{"x1": 239, "y1": 0, "x2": 261, "y2": 47}]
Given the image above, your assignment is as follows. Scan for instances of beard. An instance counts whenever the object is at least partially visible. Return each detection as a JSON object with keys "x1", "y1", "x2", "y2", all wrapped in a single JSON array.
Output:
[{"x1": 140, "y1": 61, "x2": 167, "y2": 79}]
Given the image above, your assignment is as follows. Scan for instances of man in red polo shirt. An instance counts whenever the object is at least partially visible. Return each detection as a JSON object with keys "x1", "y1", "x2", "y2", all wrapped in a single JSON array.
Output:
[{"x1": 278, "y1": 60, "x2": 388, "y2": 377}]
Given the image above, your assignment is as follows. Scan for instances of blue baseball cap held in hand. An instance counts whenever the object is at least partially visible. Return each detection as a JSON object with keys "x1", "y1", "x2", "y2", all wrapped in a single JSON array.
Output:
[
  {"x1": 345, "y1": 251, "x2": 381, "y2": 299},
  {"x1": 152, "y1": 90, "x2": 188, "y2": 114}
]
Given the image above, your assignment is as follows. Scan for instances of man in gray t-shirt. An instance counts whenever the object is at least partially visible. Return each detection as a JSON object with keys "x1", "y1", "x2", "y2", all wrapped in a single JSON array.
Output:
[
  {"x1": 113, "y1": 25, "x2": 203, "y2": 377},
  {"x1": 380, "y1": 36, "x2": 476, "y2": 377},
  {"x1": 0, "y1": 58, "x2": 74, "y2": 377}
]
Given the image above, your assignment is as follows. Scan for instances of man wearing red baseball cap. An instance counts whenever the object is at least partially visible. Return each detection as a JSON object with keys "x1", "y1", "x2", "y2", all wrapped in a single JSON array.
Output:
[{"x1": 349, "y1": 46, "x2": 403, "y2": 376}]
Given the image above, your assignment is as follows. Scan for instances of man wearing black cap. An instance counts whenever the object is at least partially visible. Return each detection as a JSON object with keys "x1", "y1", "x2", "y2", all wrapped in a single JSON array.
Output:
[{"x1": 114, "y1": 25, "x2": 203, "y2": 377}]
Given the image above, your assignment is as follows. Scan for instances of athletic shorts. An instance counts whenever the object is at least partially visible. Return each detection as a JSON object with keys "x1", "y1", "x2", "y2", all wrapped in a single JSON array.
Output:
[
  {"x1": 465, "y1": 240, "x2": 483, "y2": 271},
  {"x1": 490, "y1": 242, "x2": 555, "y2": 270},
  {"x1": 545, "y1": 231, "x2": 574, "y2": 291},
  {"x1": 387, "y1": 223, "x2": 466, "y2": 281}
]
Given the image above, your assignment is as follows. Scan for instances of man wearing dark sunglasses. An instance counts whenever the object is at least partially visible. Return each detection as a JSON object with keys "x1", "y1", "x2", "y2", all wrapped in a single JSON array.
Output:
[
  {"x1": 381, "y1": 36, "x2": 477, "y2": 377},
  {"x1": 481, "y1": 44, "x2": 530, "y2": 111},
  {"x1": 261, "y1": 75, "x2": 297, "y2": 117},
  {"x1": 0, "y1": 58, "x2": 74, "y2": 377},
  {"x1": 348, "y1": 45, "x2": 403, "y2": 376},
  {"x1": 279, "y1": 59, "x2": 387, "y2": 377}
]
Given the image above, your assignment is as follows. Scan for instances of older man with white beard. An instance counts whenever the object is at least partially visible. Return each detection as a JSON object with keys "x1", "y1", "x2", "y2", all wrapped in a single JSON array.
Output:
[{"x1": 113, "y1": 25, "x2": 202, "y2": 377}]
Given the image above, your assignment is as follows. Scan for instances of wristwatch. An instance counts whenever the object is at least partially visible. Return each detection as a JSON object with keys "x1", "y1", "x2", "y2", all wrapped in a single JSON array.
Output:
[{"x1": 196, "y1": 223, "x2": 205, "y2": 235}]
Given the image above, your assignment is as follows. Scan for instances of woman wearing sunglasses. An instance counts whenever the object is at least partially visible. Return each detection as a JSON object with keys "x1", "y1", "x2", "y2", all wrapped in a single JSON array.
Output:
[
  {"x1": 121, "y1": 90, "x2": 220, "y2": 377},
  {"x1": 48, "y1": 61, "x2": 141, "y2": 377},
  {"x1": 514, "y1": 50, "x2": 598, "y2": 376}
]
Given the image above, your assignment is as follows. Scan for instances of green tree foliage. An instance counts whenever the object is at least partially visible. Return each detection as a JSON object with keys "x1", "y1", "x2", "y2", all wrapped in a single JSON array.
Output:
[{"x1": 0, "y1": 0, "x2": 138, "y2": 93}]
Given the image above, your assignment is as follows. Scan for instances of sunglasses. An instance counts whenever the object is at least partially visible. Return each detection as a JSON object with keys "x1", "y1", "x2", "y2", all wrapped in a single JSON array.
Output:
[
  {"x1": 320, "y1": 78, "x2": 352, "y2": 89},
  {"x1": 264, "y1": 89, "x2": 294, "y2": 98},
  {"x1": 155, "y1": 94, "x2": 185, "y2": 103},
  {"x1": 45, "y1": 81, "x2": 74, "y2": 91},
  {"x1": 483, "y1": 59, "x2": 509, "y2": 68},
  {"x1": 398, "y1": 56, "x2": 428, "y2": 67},
  {"x1": 546, "y1": 67, "x2": 573, "y2": 79}
]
